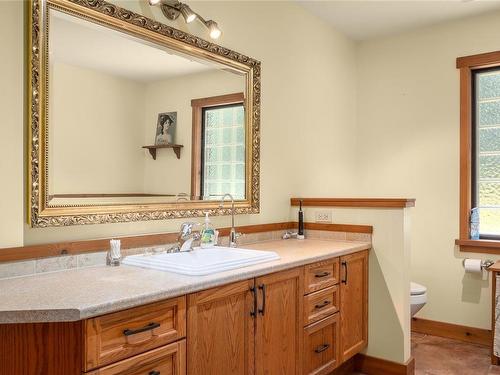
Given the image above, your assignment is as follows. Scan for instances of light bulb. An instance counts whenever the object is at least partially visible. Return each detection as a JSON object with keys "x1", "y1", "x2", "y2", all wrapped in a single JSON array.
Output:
[
  {"x1": 180, "y1": 4, "x2": 197, "y2": 23},
  {"x1": 207, "y1": 21, "x2": 221, "y2": 39},
  {"x1": 148, "y1": 0, "x2": 161, "y2": 5}
]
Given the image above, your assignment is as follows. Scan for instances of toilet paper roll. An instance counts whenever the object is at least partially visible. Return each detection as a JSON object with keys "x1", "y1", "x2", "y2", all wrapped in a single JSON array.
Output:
[{"x1": 464, "y1": 258, "x2": 483, "y2": 274}]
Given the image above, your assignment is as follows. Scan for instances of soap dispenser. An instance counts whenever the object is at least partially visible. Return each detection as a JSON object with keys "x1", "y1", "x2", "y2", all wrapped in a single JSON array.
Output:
[{"x1": 200, "y1": 212, "x2": 216, "y2": 248}]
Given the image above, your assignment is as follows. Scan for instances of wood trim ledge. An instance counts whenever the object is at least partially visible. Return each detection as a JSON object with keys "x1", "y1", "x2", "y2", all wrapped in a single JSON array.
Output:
[
  {"x1": 412, "y1": 317, "x2": 491, "y2": 347},
  {"x1": 0, "y1": 221, "x2": 372, "y2": 263},
  {"x1": 456, "y1": 239, "x2": 500, "y2": 254},
  {"x1": 291, "y1": 198, "x2": 416, "y2": 208}
]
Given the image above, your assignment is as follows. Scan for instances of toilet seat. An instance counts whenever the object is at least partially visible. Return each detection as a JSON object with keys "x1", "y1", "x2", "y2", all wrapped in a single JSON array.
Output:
[
  {"x1": 411, "y1": 282, "x2": 427, "y2": 296},
  {"x1": 410, "y1": 281, "x2": 427, "y2": 316}
]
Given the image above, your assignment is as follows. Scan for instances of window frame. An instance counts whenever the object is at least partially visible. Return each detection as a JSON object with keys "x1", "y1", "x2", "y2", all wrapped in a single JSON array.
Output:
[
  {"x1": 456, "y1": 50, "x2": 500, "y2": 252},
  {"x1": 190, "y1": 92, "x2": 245, "y2": 200},
  {"x1": 471, "y1": 67, "x2": 500, "y2": 241}
]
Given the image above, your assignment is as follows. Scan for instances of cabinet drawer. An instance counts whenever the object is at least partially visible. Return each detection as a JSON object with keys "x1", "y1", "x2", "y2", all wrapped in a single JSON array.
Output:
[
  {"x1": 85, "y1": 297, "x2": 186, "y2": 370},
  {"x1": 303, "y1": 314, "x2": 340, "y2": 375},
  {"x1": 85, "y1": 340, "x2": 186, "y2": 375},
  {"x1": 303, "y1": 286, "x2": 339, "y2": 326},
  {"x1": 304, "y1": 258, "x2": 339, "y2": 294}
]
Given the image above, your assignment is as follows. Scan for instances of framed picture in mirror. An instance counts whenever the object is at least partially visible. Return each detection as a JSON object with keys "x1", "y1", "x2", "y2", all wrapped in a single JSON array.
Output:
[{"x1": 155, "y1": 112, "x2": 177, "y2": 145}]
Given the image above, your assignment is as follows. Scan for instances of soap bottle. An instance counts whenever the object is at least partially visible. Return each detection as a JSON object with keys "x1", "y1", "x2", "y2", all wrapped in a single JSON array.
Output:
[{"x1": 200, "y1": 212, "x2": 216, "y2": 248}]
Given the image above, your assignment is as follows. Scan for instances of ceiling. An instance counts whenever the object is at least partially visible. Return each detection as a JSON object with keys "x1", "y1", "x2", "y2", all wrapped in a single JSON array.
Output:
[
  {"x1": 49, "y1": 10, "x2": 217, "y2": 83},
  {"x1": 297, "y1": 0, "x2": 500, "y2": 41}
]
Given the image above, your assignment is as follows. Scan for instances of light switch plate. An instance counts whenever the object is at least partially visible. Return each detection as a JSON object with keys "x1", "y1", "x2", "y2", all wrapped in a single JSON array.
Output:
[{"x1": 315, "y1": 210, "x2": 332, "y2": 223}]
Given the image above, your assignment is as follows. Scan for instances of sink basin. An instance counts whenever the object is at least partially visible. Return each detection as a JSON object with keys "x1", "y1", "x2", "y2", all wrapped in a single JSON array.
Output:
[{"x1": 122, "y1": 247, "x2": 281, "y2": 276}]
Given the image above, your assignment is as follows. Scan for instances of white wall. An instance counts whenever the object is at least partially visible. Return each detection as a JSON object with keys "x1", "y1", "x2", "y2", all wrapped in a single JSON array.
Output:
[
  {"x1": 0, "y1": 1, "x2": 23, "y2": 247},
  {"x1": 356, "y1": 11, "x2": 500, "y2": 329},
  {"x1": 18, "y1": 0, "x2": 358, "y2": 245},
  {"x1": 50, "y1": 62, "x2": 146, "y2": 194}
]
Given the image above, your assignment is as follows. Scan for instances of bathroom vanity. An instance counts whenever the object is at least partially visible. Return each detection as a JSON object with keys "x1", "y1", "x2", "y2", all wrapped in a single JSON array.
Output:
[{"x1": 0, "y1": 240, "x2": 369, "y2": 375}]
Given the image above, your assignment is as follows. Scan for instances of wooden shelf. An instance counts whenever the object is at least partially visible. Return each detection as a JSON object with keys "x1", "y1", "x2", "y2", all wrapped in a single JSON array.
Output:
[{"x1": 142, "y1": 144, "x2": 183, "y2": 160}]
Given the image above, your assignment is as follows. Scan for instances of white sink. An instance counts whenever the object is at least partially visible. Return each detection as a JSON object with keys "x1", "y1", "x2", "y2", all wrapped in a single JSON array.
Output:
[{"x1": 122, "y1": 247, "x2": 280, "y2": 276}]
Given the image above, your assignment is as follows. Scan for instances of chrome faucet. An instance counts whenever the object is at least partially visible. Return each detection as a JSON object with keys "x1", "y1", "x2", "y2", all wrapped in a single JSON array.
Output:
[
  {"x1": 167, "y1": 222, "x2": 200, "y2": 252},
  {"x1": 219, "y1": 193, "x2": 241, "y2": 248}
]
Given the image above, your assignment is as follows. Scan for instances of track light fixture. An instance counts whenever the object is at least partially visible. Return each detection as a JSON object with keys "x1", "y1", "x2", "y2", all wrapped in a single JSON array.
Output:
[{"x1": 148, "y1": 0, "x2": 222, "y2": 39}]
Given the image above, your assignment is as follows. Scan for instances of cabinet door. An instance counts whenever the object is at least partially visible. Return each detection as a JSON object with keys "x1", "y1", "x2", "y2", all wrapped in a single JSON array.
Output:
[
  {"x1": 340, "y1": 250, "x2": 369, "y2": 361},
  {"x1": 187, "y1": 279, "x2": 255, "y2": 375},
  {"x1": 255, "y1": 267, "x2": 303, "y2": 375}
]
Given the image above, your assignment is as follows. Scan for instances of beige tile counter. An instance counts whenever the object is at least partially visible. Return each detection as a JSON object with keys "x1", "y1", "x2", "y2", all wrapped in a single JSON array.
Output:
[{"x1": 0, "y1": 239, "x2": 370, "y2": 323}]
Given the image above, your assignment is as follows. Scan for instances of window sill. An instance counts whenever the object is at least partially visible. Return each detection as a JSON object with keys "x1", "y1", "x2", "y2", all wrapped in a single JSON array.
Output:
[{"x1": 456, "y1": 239, "x2": 500, "y2": 254}]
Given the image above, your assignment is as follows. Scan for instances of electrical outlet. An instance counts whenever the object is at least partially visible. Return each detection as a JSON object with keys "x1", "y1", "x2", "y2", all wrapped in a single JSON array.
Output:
[{"x1": 315, "y1": 210, "x2": 332, "y2": 223}]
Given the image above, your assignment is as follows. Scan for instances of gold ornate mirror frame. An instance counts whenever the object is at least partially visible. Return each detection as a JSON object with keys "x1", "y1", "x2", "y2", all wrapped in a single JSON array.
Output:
[{"x1": 28, "y1": 0, "x2": 261, "y2": 227}]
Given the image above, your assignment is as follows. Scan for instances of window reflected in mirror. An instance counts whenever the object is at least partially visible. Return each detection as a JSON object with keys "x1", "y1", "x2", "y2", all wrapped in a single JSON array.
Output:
[{"x1": 201, "y1": 102, "x2": 245, "y2": 200}]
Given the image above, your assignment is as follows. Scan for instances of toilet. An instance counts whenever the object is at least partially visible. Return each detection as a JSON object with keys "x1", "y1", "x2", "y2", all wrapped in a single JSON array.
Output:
[{"x1": 411, "y1": 282, "x2": 427, "y2": 316}]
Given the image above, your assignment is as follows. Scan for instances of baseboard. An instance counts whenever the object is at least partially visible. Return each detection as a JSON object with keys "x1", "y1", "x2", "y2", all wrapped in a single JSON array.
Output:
[
  {"x1": 411, "y1": 317, "x2": 491, "y2": 346},
  {"x1": 330, "y1": 357, "x2": 355, "y2": 375},
  {"x1": 354, "y1": 354, "x2": 415, "y2": 375}
]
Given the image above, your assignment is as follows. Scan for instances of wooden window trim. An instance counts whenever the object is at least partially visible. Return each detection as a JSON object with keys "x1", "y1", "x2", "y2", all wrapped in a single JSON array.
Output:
[
  {"x1": 457, "y1": 51, "x2": 500, "y2": 253},
  {"x1": 190, "y1": 92, "x2": 244, "y2": 200}
]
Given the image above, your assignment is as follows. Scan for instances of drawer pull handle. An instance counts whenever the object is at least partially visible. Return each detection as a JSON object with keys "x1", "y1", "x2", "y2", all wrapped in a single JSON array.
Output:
[
  {"x1": 314, "y1": 271, "x2": 331, "y2": 278},
  {"x1": 315, "y1": 344, "x2": 330, "y2": 353},
  {"x1": 342, "y1": 261, "x2": 348, "y2": 284},
  {"x1": 258, "y1": 284, "x2": 266, "y2": 315},
  {"x1": 250, "y1": 286, "x2": 256, "y2": 317},
  {"x1": 149, "y1": 371, "x2": 161, "y2": 375},
  {"x1": 315, "y1": 300, "x2": 331, "y2": 309},
  {"x1": 123, "y1": 322, "x2": 160, "y2": 336}
]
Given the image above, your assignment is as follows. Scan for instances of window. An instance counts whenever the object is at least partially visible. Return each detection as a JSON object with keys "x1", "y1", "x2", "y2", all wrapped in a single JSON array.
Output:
[
  {"x1": 472, "y1": 68, "x2": 500, "y2": 239},
  {"x1": 201, "y1": 103, "x2": 245, "y2": 200},
  {"x1": 191, "y1": 93, "x2": 245, "y2": 201},
  {"x1": 457, "y1": 51, "x2": 500, "y2": 250}
]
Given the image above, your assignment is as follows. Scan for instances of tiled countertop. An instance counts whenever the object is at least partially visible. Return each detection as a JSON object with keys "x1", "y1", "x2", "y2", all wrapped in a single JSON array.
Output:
[{"x1": 0, "y1": 239, "x2": 370, "y2": 323}]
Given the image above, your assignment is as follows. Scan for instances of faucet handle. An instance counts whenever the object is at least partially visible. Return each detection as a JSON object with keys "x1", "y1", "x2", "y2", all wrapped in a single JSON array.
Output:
[{"x1": 179, "y1": 222, "x2": 200, "y2": 240}]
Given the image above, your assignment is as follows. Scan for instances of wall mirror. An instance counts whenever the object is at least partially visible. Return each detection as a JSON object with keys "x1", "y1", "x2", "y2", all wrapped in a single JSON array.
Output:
[{"x1": 28, "y1": 0, "x2": 260, "y2": 227}]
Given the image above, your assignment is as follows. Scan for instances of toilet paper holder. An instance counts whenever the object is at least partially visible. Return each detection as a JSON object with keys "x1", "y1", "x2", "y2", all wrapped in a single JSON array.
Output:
[{"x1": 462, "y1": 258, "x2": 495, "y2": 270}]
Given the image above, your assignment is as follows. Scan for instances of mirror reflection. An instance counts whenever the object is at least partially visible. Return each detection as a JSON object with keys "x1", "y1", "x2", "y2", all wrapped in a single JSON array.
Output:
[{"x1": 47, "y1": 9, "x2": 247, "y2": 207}]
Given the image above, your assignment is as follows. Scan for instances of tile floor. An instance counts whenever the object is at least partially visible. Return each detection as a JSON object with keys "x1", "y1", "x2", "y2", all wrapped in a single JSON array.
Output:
[
  {"x1": 411, "y1": 332, "x2": 494, "y2": 375},
  {"x1": 352, "y1": 333, "x2": 498, "y2": 375}
]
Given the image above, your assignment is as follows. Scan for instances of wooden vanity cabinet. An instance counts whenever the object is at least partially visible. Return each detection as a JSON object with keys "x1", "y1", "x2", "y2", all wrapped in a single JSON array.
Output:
[
  {"x1": 303, "y1": 314, "x2": 340, "y2": 375},
  {"x1": 187, "y1": 279, "x2": 256, "y2": 375},
  {"x1": 85, "y1": 297, "x2": 186, "y2": 370},
  {"x1": 0, "y1": 251, "x2": 368, "y2": 375},
  {"x1": 85, "y1": 341, "x2": 186, "y2": 375},
  {"x1": 186, "y1": 268, "x2": 303, "y2": 375},
  {"x1": 339, "y1": 250, "x2": 369, "y2": 362},
  {"x1": 255, "y1": 267, "x2": 304, "y2": 375}
]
